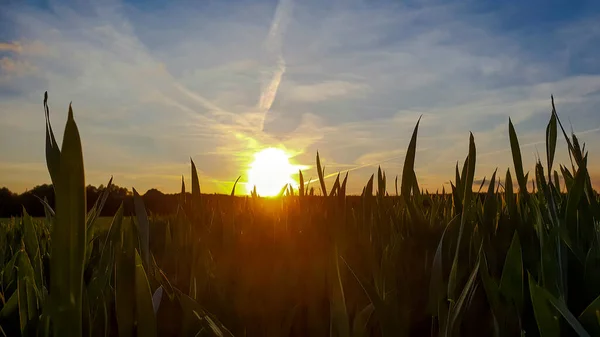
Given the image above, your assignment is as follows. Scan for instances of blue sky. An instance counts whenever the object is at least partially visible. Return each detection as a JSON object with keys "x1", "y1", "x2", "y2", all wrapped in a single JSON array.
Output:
[{"x1": 1, "y1": 0, "x2": 600, "y2": 194}]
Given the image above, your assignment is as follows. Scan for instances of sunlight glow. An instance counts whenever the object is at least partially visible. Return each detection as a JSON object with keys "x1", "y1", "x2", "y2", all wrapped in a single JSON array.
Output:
[{"x1": 247, "y1": 148, "x2": 299, "y2": 196}]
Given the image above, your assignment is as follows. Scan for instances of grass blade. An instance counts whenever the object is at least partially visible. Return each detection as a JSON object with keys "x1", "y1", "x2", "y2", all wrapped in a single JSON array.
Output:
[
  {"x1": 352, "y1": 304, "x2": 374, "y2": 337},
  {"x1": 546, "y1": 110, "x2": 558, "y2": 177},
  {"x1": 542, "y1": 291, "x2": 591, "y2": 337},
  {"x1": 331, "y1": 173, "x2": 341, "y2": 197},
  {"x1": 50, "y1": 103, "x2": 86, "y2": 337},
  {"x1": 479, "y1": 250, "x2": 501, "y2": 336},
  {"x1": 87, "y1": 203, "x2": 124, "y2": 304},
  {"x1": 191, "y1": 158, "x2": 201, "y2": 217},
  {"x1": 299, "y1": 170, "x2": 305, "y2": 197},
  {"x1": 152, "y1": 286, "x2": 163, "y2": 314},
  {"x1": 34, "y1": 195, "x2": 55, "y2": 218},
  {"x1": 180, "y1": 175, "x2": 186, "y2": 206},
  {"x1": 341, "y1": 257, "x2": 398, "y2": 337},
  {"x1": 340, "y1": 172, "x2": 348, "y2": 198},
  {"x1": 429, "y1": 216, "x2": 459, "y2": 332},
  {"x1": 115, "y1": 217, "x2": 136, "y2": 337},
  {"x1": 364, "y1": 174, "x2": 374, "y2": 198},
  {"x1": 43, "y1": 92, "x2": 61, "y2": 187},
  {"x1": 135, "y1": 250, "x2": 158, "y2": 337},
  {"x1": 448, "y1": 133, "x2": 476, "y2": 301},
  {"x1": 579, "y1": 295, "x2": 600, "y2": 334},
  {"x1": 500, "y1": 232, "x2": 524, "y2": 312},
  {"x1": 401, "y1": 116, "x2": 421, "y2": 199},
  {"x1": 86, "y1": 177, "x2": 113, "y2": 231},
  {"x1": 133, "y1": 187, "x2": 150, "y2": 269},
  {"x1": 22, "y1": 209, "x2": 43, "y2": 292},
  {"x1": 377, "y1": 166, "x2": 385, "y2": 198},
  {"x1": 277, "y1": 183, "x2": 289, "y2": 198},
  {"x1": 553, "y1": 171, "x2": 561, "y2": 191},
  {"x1": 330, "y1": 245, "x2": 350, "y2": 337},
  {"x1": 230, "y1": 176, "x2": 241, "y2": 197},
  {"x1": 464, "y1": 133, "x2": 476, "y2": 202},
  {"x1": 449, "y1": 258, "x2": 480, "y2": 335},
  {"x1": 565, "y1": 167, "x2": 586, "y2": 227},
  {"x1": 17, "y1": 250, "x2": 38, "y2": 336},
  {"x1": 529, "y1": 273, "x2": 560, "y2": 337},
  {"x1": 509, "y1": 118, "x2": 528, "y2": 194},
  {"x1": 317, "y1": 151, "x2": 328, "y2": 197}
]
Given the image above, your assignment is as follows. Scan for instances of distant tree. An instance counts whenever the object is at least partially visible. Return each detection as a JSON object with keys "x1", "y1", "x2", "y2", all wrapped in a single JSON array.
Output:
[
  {"x1": 143, "y1": 189, "x2": 176, "y2": 215},
  {"x1": 0, "y1": 183, "x2": 182, "y2": 217},
  {"x1": 0, "y1": 187, "x2": 20, "y2": 216},
  {"x1": 17, "y1": 184, "x2": 55, "y2": 216},
  {"x1": 0, "y1": 187, "x2": 15, "y2": 199}
]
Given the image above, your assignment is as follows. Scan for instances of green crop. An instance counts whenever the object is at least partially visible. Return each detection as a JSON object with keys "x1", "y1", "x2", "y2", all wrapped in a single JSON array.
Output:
[{"x1": 0, "y1": 92, "x2": 598, "y2": 337}]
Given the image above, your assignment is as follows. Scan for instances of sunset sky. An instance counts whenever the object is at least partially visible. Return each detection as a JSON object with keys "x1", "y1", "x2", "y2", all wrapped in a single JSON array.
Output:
[{"x1": 1, "y1": 0, "x2": 600, "y2": 195}]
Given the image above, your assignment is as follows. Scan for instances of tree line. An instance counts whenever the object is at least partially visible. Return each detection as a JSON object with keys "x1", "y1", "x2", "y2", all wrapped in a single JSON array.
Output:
[{"x1": 0, "y1": 183, "x2": 184, "y2": 218}]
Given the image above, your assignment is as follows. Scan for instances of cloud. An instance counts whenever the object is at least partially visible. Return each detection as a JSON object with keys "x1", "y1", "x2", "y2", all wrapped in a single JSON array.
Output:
[
  {"x1": 0, "y1": 56, "x2": 36, "y2": 75},
  {"x1": 285, "y1": 80, "x2": 366, "y2": 103},
  {"x1": 0, "y1": 0, "x2": 599, "y2": 194},
  {"x1": 0, "y1": 42, "x2": 22, "y2": 53}
]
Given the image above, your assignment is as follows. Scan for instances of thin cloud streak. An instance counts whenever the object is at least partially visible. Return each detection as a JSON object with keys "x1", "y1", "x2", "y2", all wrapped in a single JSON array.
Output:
[
  {"x1": 259, "y1": 0, "x2": 292, "y2": 131},
  {"x1": 478, "y1": 125, "x2": 600, "y2": 158}
]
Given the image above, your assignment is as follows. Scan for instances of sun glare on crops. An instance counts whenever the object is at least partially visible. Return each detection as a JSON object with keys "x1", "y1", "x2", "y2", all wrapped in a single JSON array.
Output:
[{"x1": 247, "y1": 148, "x2": 299, "y2": 196}]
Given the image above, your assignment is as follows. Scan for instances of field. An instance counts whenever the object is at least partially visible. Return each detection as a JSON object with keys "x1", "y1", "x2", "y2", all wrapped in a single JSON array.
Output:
[{"x1": 1, "y1": 94, "x2": 600, "y2": 337}]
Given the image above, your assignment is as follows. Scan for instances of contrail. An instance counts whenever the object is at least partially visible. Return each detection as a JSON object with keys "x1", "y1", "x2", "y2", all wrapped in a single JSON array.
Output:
[
  {"x1": 324, "y1": 154, "x2": 404, "y2": 179},
  {"x1": 304, "y1": 149, "x2": 429, "y2": 185},
  {"x1": 304, "y1": 124, "x2": 600, "y2": 186},
  {"x1": 479, "y1": 125, "x2": 600, "y2": 158},
  {"x1": 258, "y1": 0, "x2": 292, "y2": 131},
  {"x1": 577, "y1": 126, "x2": 600, "y2": 136},
  {"x1": 173, "y1": 82, "x2": 226, "y2": 115}
]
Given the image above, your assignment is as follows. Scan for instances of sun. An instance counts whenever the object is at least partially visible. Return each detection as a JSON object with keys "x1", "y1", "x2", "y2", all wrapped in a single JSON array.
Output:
[{"x1": 246, "y1": 148, "x2": 299, "y2": 197}]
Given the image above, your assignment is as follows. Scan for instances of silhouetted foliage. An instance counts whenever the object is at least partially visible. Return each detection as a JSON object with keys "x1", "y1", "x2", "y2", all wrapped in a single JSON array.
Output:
[
  {"x1": 0, "y1": 184, "x2": 482, "y2": 218},
  {"x1": 0, "y1": 183, "x2": 184, "y2": 217}
]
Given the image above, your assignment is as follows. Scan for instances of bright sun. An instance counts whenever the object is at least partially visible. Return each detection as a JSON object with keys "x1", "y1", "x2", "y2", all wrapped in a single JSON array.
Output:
[{"x1": 247, "y1": 148, "x2": 298, "y2": 197}]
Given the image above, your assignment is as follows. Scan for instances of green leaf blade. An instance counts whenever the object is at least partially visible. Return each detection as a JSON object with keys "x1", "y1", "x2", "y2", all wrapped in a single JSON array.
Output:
[
  {"x1": 51, "y1": 103, "x2": 87, "y2": 337},
  {"x1": 401, "y1": 117, "x2": 421, "y2": 200},
  {"x1": 509, "y1": 118, "x2": 528, "y2": 194},
  {"x1": 135, "y1": 250, "x2": 158, "y2": 337},
  {"x1": 500, "y1": 232, "x2": 524, "y2": 312}
]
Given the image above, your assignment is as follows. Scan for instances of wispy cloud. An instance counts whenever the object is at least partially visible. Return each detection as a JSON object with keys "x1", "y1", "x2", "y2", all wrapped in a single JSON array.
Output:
[
  {"x1": 0, "y1": 0, "x2": 599, "y2": 194},
  {"x1": 286, "y1": 80, "x2": 366, "y2": 103},
  {"x1": 0, "y1": 42, "x2": 22, "y2": 53}
]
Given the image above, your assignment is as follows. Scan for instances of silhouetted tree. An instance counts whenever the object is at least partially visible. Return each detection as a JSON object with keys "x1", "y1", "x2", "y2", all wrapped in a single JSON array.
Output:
[
  {"x1": 0, "y1": 187, "x2": 20, "y2": 216},
  {"x1": 1, "y1": 184, "x2": 246, "y2": 218}
]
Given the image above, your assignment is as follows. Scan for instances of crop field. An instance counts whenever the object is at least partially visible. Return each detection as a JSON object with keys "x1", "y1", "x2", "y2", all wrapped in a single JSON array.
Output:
[{"x1": 1, "y1": 94, "x2": 599, "y2": 337}]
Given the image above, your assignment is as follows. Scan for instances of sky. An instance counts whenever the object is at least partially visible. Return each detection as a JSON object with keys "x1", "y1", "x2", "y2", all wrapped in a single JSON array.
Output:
[{"x1": 1, "y1": 0, "x2": 600, "y2": 195}]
